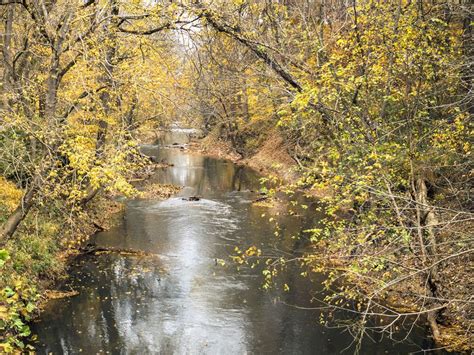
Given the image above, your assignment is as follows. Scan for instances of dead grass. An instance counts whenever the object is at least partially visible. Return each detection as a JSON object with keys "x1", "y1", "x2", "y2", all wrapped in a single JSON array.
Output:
[{"x1": 139, "y1": 183, "x2": 182, "y2": 199}]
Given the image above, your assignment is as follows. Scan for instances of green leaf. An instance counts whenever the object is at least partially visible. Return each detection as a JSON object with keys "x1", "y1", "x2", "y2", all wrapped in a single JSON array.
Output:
[{"x1": 0, "y1": 249, "x2": 10, "y2": 268}]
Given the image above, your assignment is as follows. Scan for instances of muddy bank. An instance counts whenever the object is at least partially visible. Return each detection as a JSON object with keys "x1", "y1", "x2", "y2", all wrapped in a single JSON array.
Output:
[{"x1": 192, "y1": 130, "x2": 299, "y2": 184}]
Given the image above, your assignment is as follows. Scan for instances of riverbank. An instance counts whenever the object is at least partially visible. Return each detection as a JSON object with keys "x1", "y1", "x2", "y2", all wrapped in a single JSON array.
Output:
[
  {"x1": 187, "y1": 130, "x2": 473, "y2": 353},
  {"x1": 0, "y1": 153, "x2": 183, "y2": 352},
  {"x1": 0, "y1": 192, "x2": 125, "y2": 352},
  {"x1": 30, "y1": 130, "x2": 440, "y2": 354},
  {"x1": 18, "y1": 128, "x2": 471, "y2": 353},
  {"x1": 192, "y1": 130, "x2": 299, "y2": 183}
]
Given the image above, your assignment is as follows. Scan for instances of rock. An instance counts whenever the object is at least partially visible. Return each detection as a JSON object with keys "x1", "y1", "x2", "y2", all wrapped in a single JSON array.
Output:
[
  {"x1": 182, "y1": 196, "x2": 201, "y2": 201},
  {"x1": 253, "y1": 196, "x2": 269, "y2": 203}
]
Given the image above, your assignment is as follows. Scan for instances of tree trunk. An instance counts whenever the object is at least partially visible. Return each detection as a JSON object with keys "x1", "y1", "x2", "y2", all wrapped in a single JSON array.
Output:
[
  {"x1": 2, "y1": 3, "x2": 14, "y2": 110},
  {"x1": 95, "y1": 1, "x2": 118, "y2": 156},
  {"x1": 0, "y1": 179, "x2": 37, "y2": 244},
  {"x1": 125, "y1": 94, "x2": 138, "y2": 134},
  {"x1": 44, "y1": 12, "x2": 71, "y2": 120},
  {"x1": 414, "y1": 176, "x2": 442, "y2": 343}
]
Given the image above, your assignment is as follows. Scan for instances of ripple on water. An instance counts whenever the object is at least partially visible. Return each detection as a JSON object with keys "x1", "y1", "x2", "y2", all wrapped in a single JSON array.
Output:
[
  {"x1": 168, "y1": 127, "x2": 202, "y2": 134},
  {"x1": 149, "y1": 197, "x2": 232, "y2": 215},
  {"x1": 138, "y1": 143, "x2": 160, "y2": 149},
  {"x1": 145, "y1": 197, "x2": 240, "y2": 236}
]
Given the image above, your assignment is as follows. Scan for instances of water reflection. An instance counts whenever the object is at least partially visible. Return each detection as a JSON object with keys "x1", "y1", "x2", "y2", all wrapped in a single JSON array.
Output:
[{"x1": 32, "y1": 142, "x2": 437, "y2": 354}]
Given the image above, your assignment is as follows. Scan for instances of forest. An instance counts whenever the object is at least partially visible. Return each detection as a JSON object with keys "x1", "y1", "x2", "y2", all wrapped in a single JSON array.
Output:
[{"x1": 0, "y1": 0, "x2": 472, "y2": 353}]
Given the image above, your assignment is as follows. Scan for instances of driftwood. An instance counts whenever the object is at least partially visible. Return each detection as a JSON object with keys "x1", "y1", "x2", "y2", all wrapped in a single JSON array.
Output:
[
  {"x1": 45, "y1": 290, "x2": 79, "y2": 299},
  {"x1": 253, "y1": 196, "x2": 269, "y2": 203},
  {"x1": 182, "y1": 196, "x2": 201, "y2": 201},
  {"x1": 92, "y1": 221, "x2": 105, "y2": 231},
  {"x1": 147, "y1": 155, "x2": 159, "y2": 163},
  {"x1": 165, "y1": 143, "x2": 188, "y2": 150},
  {"x1": 79, "y1": 244, "x2": 152, "y2": 256}
]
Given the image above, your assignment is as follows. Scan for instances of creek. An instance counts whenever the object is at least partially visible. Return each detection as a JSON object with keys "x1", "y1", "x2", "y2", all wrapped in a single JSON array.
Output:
[{"x1": 32, "y1": 129, "x2": 439, "y2": 354}]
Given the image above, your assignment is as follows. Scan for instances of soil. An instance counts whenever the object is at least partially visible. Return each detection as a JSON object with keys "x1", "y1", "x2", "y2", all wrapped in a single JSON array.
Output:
[{"x1": 191, "y1": 130, "x2": 299, "y2": 184}]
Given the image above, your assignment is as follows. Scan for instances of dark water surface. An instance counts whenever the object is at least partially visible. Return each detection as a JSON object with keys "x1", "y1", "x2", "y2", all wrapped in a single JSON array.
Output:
[{"x1": 32, "y1": 130, "x2": 438, "y2": 354}]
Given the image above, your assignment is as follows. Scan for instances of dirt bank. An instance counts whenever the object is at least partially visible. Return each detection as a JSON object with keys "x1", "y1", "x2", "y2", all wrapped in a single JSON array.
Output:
[{"x1": 193, "y1": 130, "x2": 299, "y2": 184}]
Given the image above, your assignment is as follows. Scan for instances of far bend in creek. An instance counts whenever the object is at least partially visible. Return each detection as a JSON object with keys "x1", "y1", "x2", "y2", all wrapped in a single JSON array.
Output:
[{"x1": 32, "y1": 128, "x2": 442, "y2": 354}]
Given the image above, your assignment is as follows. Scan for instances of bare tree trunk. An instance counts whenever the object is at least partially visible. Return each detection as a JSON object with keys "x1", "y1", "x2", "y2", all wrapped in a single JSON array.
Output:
[
  {"x1": 79, "y1": 186, "x2": 101, "y2": 206},
  {"x1": 44, "y1": 12, "x2": 71, "y2": 120},
  {"x1": 95, "y1": 0, "x2": 118, "y2": 156},
  {"x1": 414, "y1": 176, "x2": 442, "y2": 342},
  {"x1": 2, "y1": 3, "x2": 14, "y2": 110},
  {"x1": 125, "y1": 94, "x2": 138, "y2": 133},
  {"x1": 0, "y1": 178, "x2": 37, "y2": 244},
  {"x1": 195, "y1": 4, "x2": 302, "y2": 91}
]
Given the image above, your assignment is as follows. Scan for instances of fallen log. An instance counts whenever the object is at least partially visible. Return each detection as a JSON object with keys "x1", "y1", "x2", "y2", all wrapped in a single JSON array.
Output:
[
  {"x1": 252, "y1": 196, "x2": 269, "y2": 203},
  {"x1": 45, "y1": 290, "x2": 79, "y2": 300},
  {"x1": 78, "y1": 244, "x2": 152, "y2": 256},
  {"x1": 182, "y1": 196, "x2": 201, "y2": 201}
]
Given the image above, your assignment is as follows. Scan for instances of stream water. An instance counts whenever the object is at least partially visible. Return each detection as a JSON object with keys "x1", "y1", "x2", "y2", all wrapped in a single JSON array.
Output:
[{"x1": 32, "y1": 130, "x2": 439, "y2": 354}]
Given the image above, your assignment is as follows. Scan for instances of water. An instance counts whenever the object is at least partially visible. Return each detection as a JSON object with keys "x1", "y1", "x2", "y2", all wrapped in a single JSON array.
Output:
[{"x1": 32, "y1": 130, "x2": 438, "y2": 354}]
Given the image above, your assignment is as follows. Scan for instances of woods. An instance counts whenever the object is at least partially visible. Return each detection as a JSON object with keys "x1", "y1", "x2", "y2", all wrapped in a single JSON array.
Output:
[{"x1": 0, "y1": 0, "x2": 472, "y2": 352}]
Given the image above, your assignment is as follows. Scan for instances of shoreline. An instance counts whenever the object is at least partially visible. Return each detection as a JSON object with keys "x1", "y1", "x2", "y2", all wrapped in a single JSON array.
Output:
[
  {"x1": 30, "y1": 131, "x2": 472, "y2": 353},
  {"x1": 185, "y1": 132, "x2": 472, "y2": 353}
]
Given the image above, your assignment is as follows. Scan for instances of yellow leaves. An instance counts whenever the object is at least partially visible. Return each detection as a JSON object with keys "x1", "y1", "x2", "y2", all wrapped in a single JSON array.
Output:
[
  {"x1": 292, "y1": 91, "x2": 312, "y2": 111},
  {"x1": 431, "y1": 112, "x2": 471, "y2": 155},
  {"x1": 244, "y1": 246, "x2": 261, "y2": 257},
  {"x1": 463, "y1": 142, "x2": 471, "y2": 154},
  {"x1": 0, "y1": 342, "x2": 14, "y2": 353},
  {"x1": 0, "y1": 178, "x2": 22, "y2": 212},
  {"x1": 215, "y1": 258, "x2": 226, "y2": 267},
  {"x1": 231, "y1": 255, "x2": 245, "y2": 265},
  {"x1": 0, "y1": 304, "x2": 8, "y2": 320},
  {"x1": 231, "y1": 245, "x2": 262, "y2": 267},
  {"x1": 333, "y1": 175, "x2": 344, "y2": 183},
  {"x1": 336, "y1": 38, "x2": 347, "y2": 48}
]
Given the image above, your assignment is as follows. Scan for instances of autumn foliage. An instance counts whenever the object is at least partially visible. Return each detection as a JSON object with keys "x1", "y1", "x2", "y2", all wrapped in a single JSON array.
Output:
[{"x1": 0, "y1": 0, "x2": 472, "y2": 352}]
